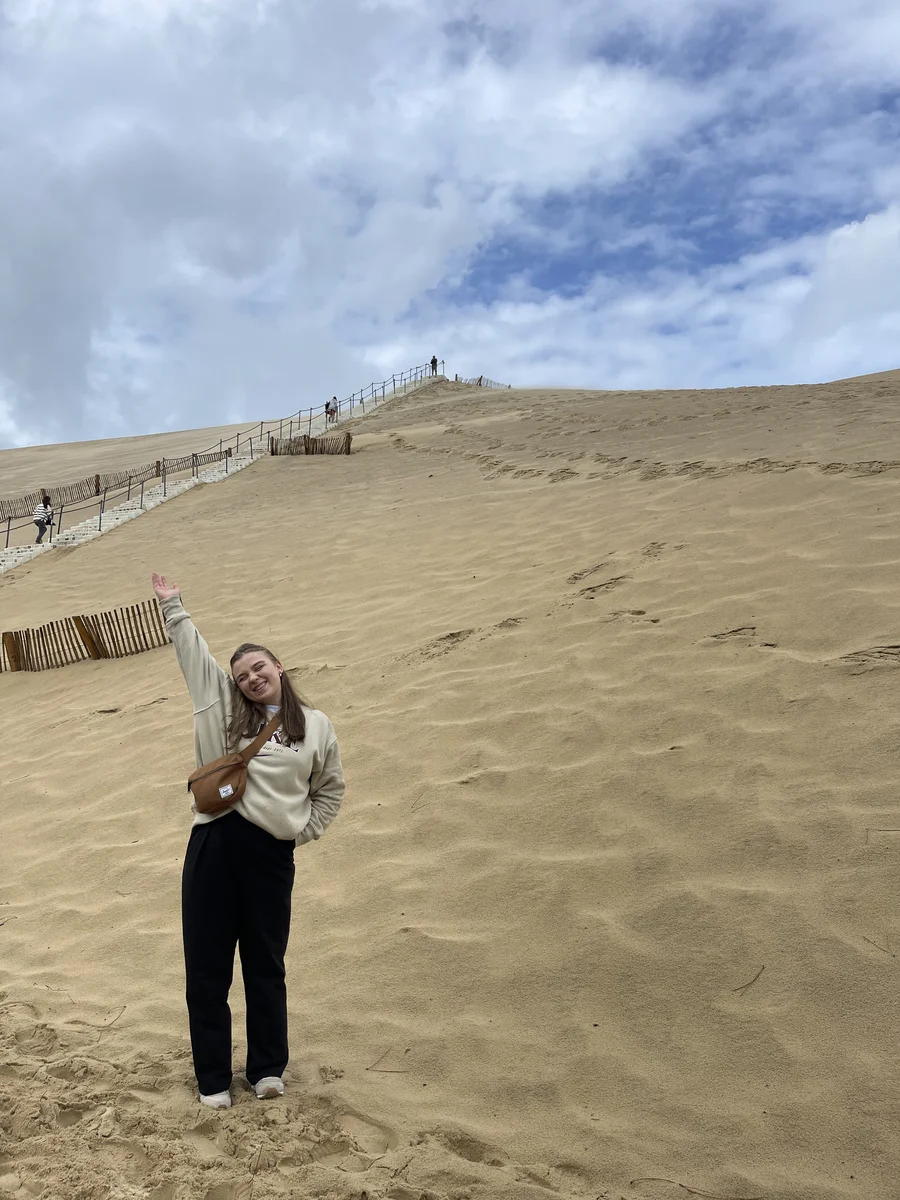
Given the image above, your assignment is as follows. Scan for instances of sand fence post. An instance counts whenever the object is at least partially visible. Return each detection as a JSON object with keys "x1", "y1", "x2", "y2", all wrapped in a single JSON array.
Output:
[
  {"x1": 2, "y1": 632, "x2": 22, "y2": 672},
  {"x1": 72, "y1": 616, "x2": 104, "y2": 661}
]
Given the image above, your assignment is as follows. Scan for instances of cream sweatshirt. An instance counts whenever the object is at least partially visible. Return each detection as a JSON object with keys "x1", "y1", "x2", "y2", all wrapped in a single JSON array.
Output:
[{"x1": 162, "y1": 596, "x2": 345, "y2": 845}]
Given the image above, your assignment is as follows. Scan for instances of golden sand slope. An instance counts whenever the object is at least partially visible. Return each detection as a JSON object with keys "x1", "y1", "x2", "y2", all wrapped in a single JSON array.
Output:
[{"x1": 2, "y1": 373, "x2": 900, "y2": 1199}]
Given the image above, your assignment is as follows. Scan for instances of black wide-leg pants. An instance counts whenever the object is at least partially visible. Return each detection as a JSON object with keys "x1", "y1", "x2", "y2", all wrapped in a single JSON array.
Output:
[{"x1": 181, "y1": 810, "x2": 295, "y2": 1095}]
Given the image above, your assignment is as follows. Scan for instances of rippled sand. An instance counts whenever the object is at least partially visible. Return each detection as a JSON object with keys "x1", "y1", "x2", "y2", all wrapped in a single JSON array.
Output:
[{"x1": 2, "y1": 371, "x2": 900, "y2": 1199}]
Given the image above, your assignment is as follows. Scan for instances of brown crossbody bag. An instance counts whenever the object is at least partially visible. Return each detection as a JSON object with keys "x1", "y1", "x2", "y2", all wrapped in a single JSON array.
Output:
[{"x1": 187, "y1": 713, "x2": 282, "y2": 816}]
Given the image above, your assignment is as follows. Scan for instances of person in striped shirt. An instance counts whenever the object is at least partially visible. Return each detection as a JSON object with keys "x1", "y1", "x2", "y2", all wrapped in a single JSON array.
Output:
[{"x1": 33, "y1": 496, "x2": 53, "y2": 543}]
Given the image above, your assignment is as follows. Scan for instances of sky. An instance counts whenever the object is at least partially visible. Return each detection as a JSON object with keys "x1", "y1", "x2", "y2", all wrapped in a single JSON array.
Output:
[{"x1": 0, "y1": 0, "x2": 899, "y2": 448}]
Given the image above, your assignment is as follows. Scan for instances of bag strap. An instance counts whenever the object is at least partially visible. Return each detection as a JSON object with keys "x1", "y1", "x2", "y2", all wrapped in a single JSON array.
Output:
[{"x1": 239, "y1": 712, "x2": 283, "y2": 765}]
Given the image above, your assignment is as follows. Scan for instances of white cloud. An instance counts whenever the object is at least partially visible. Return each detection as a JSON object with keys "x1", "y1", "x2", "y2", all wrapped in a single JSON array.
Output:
[
  {"x1": 417, "y1": 208, "x2": 900, "y2": 390},
  {"x1": 0, "y1": 0, "x2": 899, "y2": 447}
]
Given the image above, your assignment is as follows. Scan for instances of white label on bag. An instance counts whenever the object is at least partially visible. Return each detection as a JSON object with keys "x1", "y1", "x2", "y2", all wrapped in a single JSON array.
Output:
[{"x1": 218, "y1": 784, "x2": 234, "y2": 799}]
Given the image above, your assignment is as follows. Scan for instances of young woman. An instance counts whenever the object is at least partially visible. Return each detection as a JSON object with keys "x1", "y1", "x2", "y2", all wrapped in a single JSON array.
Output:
[
  {"x1": 151, "y1": 573, "x2": 345, "y2": 1110},
  {"x1": 33, "y1": 495, "x2": 53, "y2": 544}
]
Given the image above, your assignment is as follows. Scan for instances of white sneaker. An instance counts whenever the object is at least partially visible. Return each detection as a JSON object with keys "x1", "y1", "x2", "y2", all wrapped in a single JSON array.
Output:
[
  {"x1": 199, "y1": 1090, "x2": 232, "y2": 1109},
  {"x1": 254, "y1": 1076, "x2": 284, "y2": 1100}
]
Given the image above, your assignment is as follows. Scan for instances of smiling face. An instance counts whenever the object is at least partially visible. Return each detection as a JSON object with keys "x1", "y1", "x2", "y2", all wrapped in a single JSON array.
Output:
[{"x1": 232, "y1": 649, "x2": 283, "y2": 706}]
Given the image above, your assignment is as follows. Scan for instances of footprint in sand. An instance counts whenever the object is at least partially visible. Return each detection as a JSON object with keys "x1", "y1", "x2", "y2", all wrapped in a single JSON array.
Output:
[
  {"x1": 578, "y1": 576, "x2": 630, "y2": 599},
  {"x1": 202, "y1": 1185, "x2": 253, "y2": 1200},
  {"x1": 566, "y1": 562, "x2": 611, "y2": 584},
  {"x1": 493, "y1": 617, "x2": 524, "y2": 630},
  {"x1": 605, "y1": 609, "x2": 660, "y2": 626},
  {"x1": 835, "y1": 644, "x2": 900, "y2": 673},
  {"x1": 709, "y1": 625, "x2": 757, "y2": 641},
  {"x1": 402, "y1": 629, "x2": 476, "y2": 664},
  {"x1": 309, "y1": 1135, "x2": 353, "y2": 1166},
  {"x1": 56, "y1": 1103, "x2": 99, "y2": 1128},
  {"x1": 182, "y1": 1117, "x2": 233, "y2": 1160},
  {"x1": 339, "y1": 1111, "x2": 399, "y2": 1155}
]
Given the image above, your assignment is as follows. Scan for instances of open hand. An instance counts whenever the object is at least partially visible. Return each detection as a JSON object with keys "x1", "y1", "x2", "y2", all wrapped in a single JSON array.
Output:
[{"x1": 151, "y1": 573, "x2": 181, "y2": 602}]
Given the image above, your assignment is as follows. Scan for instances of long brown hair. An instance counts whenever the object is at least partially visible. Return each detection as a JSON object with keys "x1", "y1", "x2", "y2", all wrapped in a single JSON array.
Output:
[{"x1": 227, "y1": 643, "x2": 310, "y2": 750}]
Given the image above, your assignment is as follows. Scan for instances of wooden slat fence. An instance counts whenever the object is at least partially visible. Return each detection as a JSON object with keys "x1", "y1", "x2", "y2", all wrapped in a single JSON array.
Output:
[
  {"x1": 461, "y1": 375, "x2": 509, "y2": 389},
  {"x1": 269, "y1": 432, "x2": 352, "y2": 456},
  {"x1": 1, "y1": 598, "x2": 169, "y2": 673},
  {"x1": 162, "y1": 450, "x2": 230, "y2": 475},
  {"x1": 0, "y1": 454, "x2": 229, "y2": 520}
]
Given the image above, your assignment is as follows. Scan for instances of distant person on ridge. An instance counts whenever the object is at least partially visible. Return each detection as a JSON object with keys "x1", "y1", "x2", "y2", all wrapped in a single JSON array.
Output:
[
  {"x1": 33, "y1": 495, "x2": 53, "y2": 543},
  {"x1": 430, "y1": 355, "x2": 438, "y2": 376},
  {"x1": 150, "y1": 572, "x2": 345, "y2": 1111}
]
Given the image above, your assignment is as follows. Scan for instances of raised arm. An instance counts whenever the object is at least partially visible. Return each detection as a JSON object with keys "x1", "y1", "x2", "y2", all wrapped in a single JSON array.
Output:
[{"x1": 151, "y1": 574, "x2": 230, "y2": 712}]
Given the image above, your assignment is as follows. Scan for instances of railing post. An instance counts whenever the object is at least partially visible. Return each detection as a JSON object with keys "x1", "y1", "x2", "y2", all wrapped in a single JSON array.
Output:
[
  {"x1": 279, "y1": 419, "x2": 283, "y2": 438},
  {"x1": 250, "y1": 436, "x2": 253, "y2": 457},
  {"x1": 308, "y1": 409, "x2": 313, "y2": 436},
  {"x1": 5, "y1": 516, "x2": 10, "y2": 548},
  {"x1": 162, "y1": 463, "x2": 167, "y2": 497},
  {"x1": 288, "y1": 419, "x2": 293, "y2": 440},
  {"x1": 98, "y1": 487, "x2": 108, "y2": 531},
  {"x1": 127, "y1": 475, "x2": 132, "y2": 500},
  {"x1": 57, "y1": 504, "x2": 65, "y2": 537},
  {"x1": 140, "y1": 479, "x2": 145, "y2": 509},
  {"x1": 259, "y1": 420, "x2": 263, "y2": 439}
]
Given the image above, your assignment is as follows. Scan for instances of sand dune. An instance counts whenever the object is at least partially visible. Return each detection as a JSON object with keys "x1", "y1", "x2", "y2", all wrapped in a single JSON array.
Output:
[{"x1": 2, "y1": 374, "x2": 900, "y2": 1199}]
